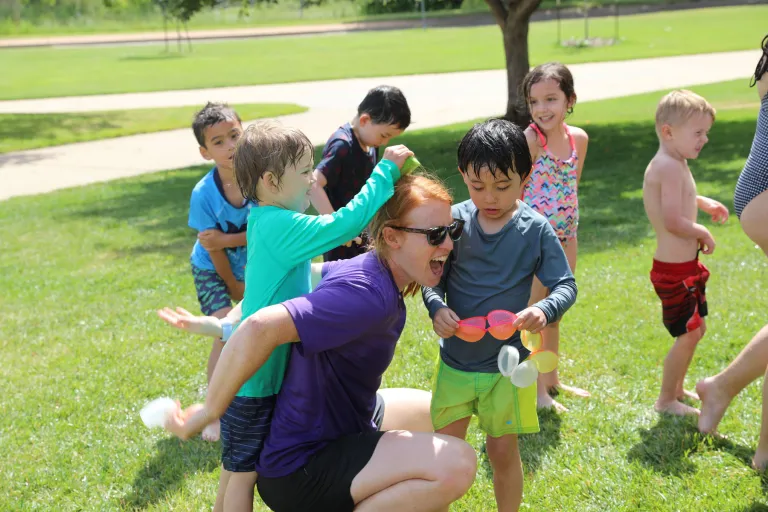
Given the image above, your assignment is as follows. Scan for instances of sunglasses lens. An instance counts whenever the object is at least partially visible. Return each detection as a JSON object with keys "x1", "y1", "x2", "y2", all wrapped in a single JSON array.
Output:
[
  {"x1": 427, "y1": 227, "x2": 448, "y2": 246},
  {"x1": 449, "y1": 221, "x2": 464, "y2": 241}
]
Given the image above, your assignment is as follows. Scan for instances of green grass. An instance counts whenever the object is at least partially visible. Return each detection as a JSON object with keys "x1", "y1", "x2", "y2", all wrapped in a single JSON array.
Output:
[
  {"x1": 2, "y1": 79, "x2": 767, "y2": 510},
  {"x1": 0, "y1": 103, "x2": 306, "y2": 154},
  {"x1": 0, "y1": 5, "x2": 764, "y2": 101},
  {"x1": 0, "y1": 0, "x2": 688, "y2": 37}
]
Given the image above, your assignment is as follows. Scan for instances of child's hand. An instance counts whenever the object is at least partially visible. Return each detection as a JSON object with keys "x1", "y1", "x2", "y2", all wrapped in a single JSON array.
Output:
[
  {"x1": 433, "y1": 308, "x2": 460, "y2": 338},
  {"x1": 344, "y1": 236, "x2": 364, "y2": 248},
  {"x1": 228, "y1": 281, "x2": 245, "y2": 302},
  {"x1": 198, "y1": 229, "x2": 227, "y2": 251},
  {"x1": 382, "y1": 145, "x2": 414, "y2": 170},
  {"x1": 699, "y1": 198, "x2": 729, "y2": 224},
  {"x1": 157, "y1": 306, "x2": 223, "y2": 338},
  {"x1": 513, "y1": 307, "x2": 547, "y2": 333},
  {"x1": 698, "y1": 229, "x2": 716, "y2": 255},
  {"x1": 164, "y1": 401, "x2": 205, "y2": 440}
]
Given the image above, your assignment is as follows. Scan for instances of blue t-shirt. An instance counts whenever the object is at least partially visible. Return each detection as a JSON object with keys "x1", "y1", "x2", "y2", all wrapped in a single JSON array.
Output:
[
  {"x1": 188, "y1": 168, "x2": 255, "y2": 278},
  {"x1": 256, "y1": 252, "x2": 406, "y2": 477}
]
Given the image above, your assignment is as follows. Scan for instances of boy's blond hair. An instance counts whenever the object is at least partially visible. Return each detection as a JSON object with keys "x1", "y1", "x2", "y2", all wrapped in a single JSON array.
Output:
[
  {"x1": 655, "y1": 90, "x2": 716, "y2": 136},
  {"x1": 233, "y1": 119, "x2": 313, "y2": 202}
]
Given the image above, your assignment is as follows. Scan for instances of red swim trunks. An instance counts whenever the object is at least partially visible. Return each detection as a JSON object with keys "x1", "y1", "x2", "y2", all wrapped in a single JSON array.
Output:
[{"x1": 650, "y1": 259, "x2": 710, "y2": 338}]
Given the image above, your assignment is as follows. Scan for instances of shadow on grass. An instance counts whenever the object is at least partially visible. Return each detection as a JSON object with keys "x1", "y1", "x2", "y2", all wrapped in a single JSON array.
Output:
[
  {"x1": 0, "y1": 113, "x2": 124, "y2": 154},
  {"x1": 69, "y1": 115, "x2": 755, "y2": 260},
  {"x1": 733, "y1": 503, "x2": 768, "y2": 512},
  {"x1": 122, "y1": 437, "x2": 220, "y2": 510},
  {"x1": 627, "y1": 414, "x2": 754, "y2": 477}
]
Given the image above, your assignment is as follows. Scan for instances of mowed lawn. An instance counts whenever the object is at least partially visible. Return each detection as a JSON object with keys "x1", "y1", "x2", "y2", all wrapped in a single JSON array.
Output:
[
  {"x1": 0, "y1": 5, "x2": 765, "y2": 101},
  {"x1": 1, "y1": 79, "x2": 767, "y2": 510},
  {"x1": 0, "y1": 103, "x2": 306, "y2": 153}
]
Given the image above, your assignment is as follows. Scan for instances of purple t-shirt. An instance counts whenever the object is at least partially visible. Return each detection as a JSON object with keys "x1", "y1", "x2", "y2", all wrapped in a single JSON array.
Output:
[{"x1": 256, "y1": 252, "x2": 406, "y2": 478}]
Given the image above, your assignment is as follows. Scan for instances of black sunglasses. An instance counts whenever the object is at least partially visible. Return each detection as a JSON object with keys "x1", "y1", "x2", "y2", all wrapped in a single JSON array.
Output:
[
  {"x1": 390, "y1": 219, "x2": 465, "y2": 246},
  {"x1": 750, "y1": 33, "x2": 768, "y2": 88}
]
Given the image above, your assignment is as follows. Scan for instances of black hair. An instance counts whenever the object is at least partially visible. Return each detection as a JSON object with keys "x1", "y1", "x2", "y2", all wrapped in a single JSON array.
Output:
[
  {"x1": 457, "y1": 118, "x2": 532, "y2": 181},
  {"x1": 357, "y1": 85, "x2": 411, "y2": 130},
  {"x1": 192, "y1": 102, "x2": 242, "y2": 147},
  {"x1": 750, "y1": 33, "x2": 768, "y2": 88}
]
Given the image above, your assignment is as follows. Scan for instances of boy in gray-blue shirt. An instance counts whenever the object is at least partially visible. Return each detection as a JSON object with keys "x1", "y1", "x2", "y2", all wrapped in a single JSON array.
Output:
[{"x1": 422, "y1": 118, "x2": 577, "y2": 512}]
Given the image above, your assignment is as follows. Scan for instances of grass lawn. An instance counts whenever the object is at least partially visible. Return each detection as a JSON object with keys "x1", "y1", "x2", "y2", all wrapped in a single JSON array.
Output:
[
  {"x1": 0, "y1": 103, "x2": 306, "y2": 154},
  {"x1": 0, "y1": 0, "x2": 700, "y2": 37},
  {"x1": 0, "y1": 5, "x2": 765, "y2": 101},
  {"x1": 2, "y1": 79, "x2": 767, "y2": 510}
]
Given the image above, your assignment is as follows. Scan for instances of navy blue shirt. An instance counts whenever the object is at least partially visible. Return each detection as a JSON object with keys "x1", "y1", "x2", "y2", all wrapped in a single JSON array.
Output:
[{"x1": 316, "y1": 123, "x2": 378, "y2": 261}]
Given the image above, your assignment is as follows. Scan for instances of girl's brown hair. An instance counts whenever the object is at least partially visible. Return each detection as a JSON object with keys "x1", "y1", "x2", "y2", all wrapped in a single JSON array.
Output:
[{"x1": 368, "y1": 173, "x2": 453, "y2": 297}]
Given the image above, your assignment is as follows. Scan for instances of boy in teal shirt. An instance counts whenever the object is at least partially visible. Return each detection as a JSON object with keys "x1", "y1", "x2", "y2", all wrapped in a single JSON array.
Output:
[{"x1": 184, "y1": 119, "x2": 412, "y2": 511}]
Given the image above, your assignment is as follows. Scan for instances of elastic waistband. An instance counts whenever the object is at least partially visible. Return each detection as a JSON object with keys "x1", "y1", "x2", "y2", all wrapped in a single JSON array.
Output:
[{"x1": 651, "y1": 258, "x2": 699, "y2": 274}]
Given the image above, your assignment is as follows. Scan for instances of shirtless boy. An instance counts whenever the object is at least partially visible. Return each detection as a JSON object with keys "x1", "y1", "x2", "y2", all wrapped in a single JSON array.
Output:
[{"x1": 642, "y1": 90, "x2": 729, "y2": 416}]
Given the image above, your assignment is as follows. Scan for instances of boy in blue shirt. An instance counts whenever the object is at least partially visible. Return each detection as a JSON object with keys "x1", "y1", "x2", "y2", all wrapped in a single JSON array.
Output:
[
  {"x1": 309, "y1": 85, "x2": 411, "y2": 261},
  {"x1": 188, "y1": 102, "x2": 253, "y2": 442},
  {"x1": 422, "y1": 119, "x2": 577, "y2": 512}
]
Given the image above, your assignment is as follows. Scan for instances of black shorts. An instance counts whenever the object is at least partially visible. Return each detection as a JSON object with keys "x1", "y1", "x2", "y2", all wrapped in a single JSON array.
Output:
[
  {"x1": 256, "y1": 430, "x2": 386, "y2": 512},
  {"x1": 372, "y1": 390, "x2": 385, "y2": 430},
  {"x1": 220, "y1": 395, "x2": 276, "y2": 473}
]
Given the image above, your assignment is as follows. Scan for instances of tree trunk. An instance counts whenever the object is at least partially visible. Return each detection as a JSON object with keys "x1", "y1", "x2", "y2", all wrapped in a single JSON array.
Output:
[
  {"x1": 11, "y1": 0, "x2": 21, "y2": 25},
  {"x1": 502, "y1": 13, "x2": 532, "y2": 126}
]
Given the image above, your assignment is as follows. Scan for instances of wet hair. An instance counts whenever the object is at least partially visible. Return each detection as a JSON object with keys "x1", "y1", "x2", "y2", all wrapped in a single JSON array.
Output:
[
  {"x1": 369, "y1": 174, "x2": 452, "y2": 297},
  {"x1": 655, "y1": 90, "x2": 716, "y2": 136},
  {"x1": 233, "y1": 119, "x2": 314, "y2": 203},
  {"x1": 520, "y1": 62, "x2": 577, "y2": 120},
  {"x1": 192, "y1": 102, "x2": 242, "y2": 148},
  {"x1": 358, "y1": 85, "x2": 411, "y2": 130},
  {"x1": 751, "y1": 33, "x2": 768, "y2": 88},
  {"x1": 457, "y1": 118, "x2": 533, "y2": 182}
]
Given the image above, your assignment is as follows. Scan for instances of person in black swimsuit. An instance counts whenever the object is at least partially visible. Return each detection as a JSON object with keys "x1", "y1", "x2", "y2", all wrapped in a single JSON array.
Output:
[{"x1": 697, "y1": 34, "x2": 768, "y2": 471}]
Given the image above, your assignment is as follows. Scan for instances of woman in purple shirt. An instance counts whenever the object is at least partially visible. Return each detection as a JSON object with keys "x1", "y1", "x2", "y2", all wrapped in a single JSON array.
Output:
[{"x1": 166, "y1": 174, "x2": 478, "y2": 511}]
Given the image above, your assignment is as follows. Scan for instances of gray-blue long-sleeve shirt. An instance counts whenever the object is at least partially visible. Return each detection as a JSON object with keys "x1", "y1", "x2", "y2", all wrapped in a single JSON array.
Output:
[{"x1": 422, "y1": 200, "x2": 577, "y2": 373}]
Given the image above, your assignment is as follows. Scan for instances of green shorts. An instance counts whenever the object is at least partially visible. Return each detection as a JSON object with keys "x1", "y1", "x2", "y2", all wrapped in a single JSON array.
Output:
[{"x1": 430, "y1": 358, "x2": 539, "y2": 437}]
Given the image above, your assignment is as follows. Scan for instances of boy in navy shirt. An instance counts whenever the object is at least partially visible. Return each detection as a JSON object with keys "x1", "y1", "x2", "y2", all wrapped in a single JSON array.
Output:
[
  {"x1": 309, "y1": 85, "x2": 411, "y2": 261},
  {"x1": 188, "y1": 102, "x2": 255, "y2": 441}
]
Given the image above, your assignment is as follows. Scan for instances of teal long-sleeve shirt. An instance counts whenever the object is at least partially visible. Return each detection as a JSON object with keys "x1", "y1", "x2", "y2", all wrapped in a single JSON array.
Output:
[
  {"x1": 422, "y1": 200, "x2": 577, "y2": 373},
  {"x1": 235, "y1": 159, "x2": 401, "y2": 397}
]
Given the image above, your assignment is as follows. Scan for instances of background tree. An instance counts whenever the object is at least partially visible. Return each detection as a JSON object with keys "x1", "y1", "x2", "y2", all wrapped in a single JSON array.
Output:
[{"x1": 484, "y1": 0, "x2": 542, "y2": 125}]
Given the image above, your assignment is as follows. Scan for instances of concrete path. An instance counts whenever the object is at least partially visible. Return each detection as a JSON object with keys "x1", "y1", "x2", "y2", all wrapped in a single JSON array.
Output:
[{"x1": 0, "y1": 50, "x2": 759, "y2": 201}]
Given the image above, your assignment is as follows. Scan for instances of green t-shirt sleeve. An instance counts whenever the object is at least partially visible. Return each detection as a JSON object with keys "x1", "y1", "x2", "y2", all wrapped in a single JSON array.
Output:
[{"x1": 266, "y1": 159, "x2": 400, "y2": 267}]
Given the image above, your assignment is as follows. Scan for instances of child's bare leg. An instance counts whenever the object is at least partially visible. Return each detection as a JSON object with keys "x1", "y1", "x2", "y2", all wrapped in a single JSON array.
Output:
[
  {"x1": 674, "y1": 320, "x2": 706, "y2": 401},
  {"x1": 656, "y1": 328, "x2": 702, "y2": 416},
  {"x1": 223, "y1": 471, "x2": 258, "y2": 512},
  {"x1": 213, "y1": 467, "x2": 231, "y2": 512},
  {"x1": 529, "y1": 278, "x2": 567, "y2": 411},
  {"x1": 204, "y1": 306, "x2": 231, "y2": 442},
  {"x1": 698, "y1": 323, "x2": 768, "y2": 433},
  {"x1": 436, "y1": 416, "x2": 472, "y2": 440},
  {"x1": 485, "y1": 434, "x2": 523, "y2": 512}
]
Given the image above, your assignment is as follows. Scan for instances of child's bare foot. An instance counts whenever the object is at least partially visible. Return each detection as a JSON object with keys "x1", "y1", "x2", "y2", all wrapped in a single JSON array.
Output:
[
  {"x1": 538, "y1": 393, "x2": 568, "y2": 412},
  {"x1": 654, "y1": 399, "x2": 700, "y2": 416},
  {"x1": 696, "y1": 377, "x2": 732, "y2": 433},
  {"x1": 202, "y1": 419, "x2": 220, "y2": 442},
  {"x1": 551, "y1": 383, "x2": 591, "y2": 398},
  {"x1": 676, "y1": 388, "x2": 700, "y2": 401},
  {"x1": 752, "y1": 447, "x2": 768, "y2": 471}
]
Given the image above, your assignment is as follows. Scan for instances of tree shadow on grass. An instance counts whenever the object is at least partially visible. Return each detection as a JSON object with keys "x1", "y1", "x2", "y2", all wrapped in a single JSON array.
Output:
[
  {"x1": 122, "y1": 437, "x2": 220, "y2": 510},
  {"x1": 627, "y1": 414, "x2": 755, "y2": 477},
  {"x1": 732, "y1": 503, "x2": 768, "y2": 512},
  {"x1": 396, "y1": 116, "x2": 756, "y2": 257}
]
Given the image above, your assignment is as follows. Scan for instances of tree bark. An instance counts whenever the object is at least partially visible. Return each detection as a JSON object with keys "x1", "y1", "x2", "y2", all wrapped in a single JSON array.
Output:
[{"x1": 484, "y1": 0, "x2": 542, "y2": 127}]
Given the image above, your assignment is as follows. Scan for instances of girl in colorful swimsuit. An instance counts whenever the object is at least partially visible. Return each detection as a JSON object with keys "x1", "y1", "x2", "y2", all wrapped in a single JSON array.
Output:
[{"x1": 521, "y1": 62, "x2": 590, "y2": 411}]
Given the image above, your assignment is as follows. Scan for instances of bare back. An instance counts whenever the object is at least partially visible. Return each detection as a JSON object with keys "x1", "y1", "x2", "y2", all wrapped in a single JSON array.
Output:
[{"x1": 643, "y1": 151, "x2": 699, "y2": 262}]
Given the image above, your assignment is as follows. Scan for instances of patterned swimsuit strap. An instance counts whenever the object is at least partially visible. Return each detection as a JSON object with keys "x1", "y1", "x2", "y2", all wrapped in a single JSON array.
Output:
[{"x1": 529, "y1": 123, "x2": 577, "y2": 159}]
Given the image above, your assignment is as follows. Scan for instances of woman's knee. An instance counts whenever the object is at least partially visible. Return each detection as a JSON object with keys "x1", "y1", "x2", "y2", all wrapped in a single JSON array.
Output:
[{"x1": 433, "y1": 436, "x2": 477, "y2": 498}]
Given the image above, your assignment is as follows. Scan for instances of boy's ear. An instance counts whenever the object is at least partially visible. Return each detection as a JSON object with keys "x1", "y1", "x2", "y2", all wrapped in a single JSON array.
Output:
[
  {"x1": 359, "y1": 113, "x2": 372, "y2": 127},
  {"x1": 263, "y1": 171, "x2": 281, "y2": 193},
  {"x1": 199, "y1": 145, "x2": 213, "y2": 161},
  {"x1": 660, "y1": 123, "x2": 674, "y2": 140}
]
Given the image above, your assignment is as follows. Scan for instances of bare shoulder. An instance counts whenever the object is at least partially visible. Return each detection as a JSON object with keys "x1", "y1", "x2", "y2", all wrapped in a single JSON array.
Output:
[
  {"x1": 645, "y1": 153, "x2": 683, "y2": 184},
  {"x1": 524, "y1": 126, "x2": 542, "y2": 159},
  {"x1": 568, "y1": 125, "x2": 589, "y2": 143}
]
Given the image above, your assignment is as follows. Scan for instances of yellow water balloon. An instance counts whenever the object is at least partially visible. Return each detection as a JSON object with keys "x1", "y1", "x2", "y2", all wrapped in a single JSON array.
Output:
[
  {"x1": 521, "y1": 330, "x2": 542, "y2": 351},
  {"x1": 531, "y1": 350, "x2": 558, "y2": 373}
]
